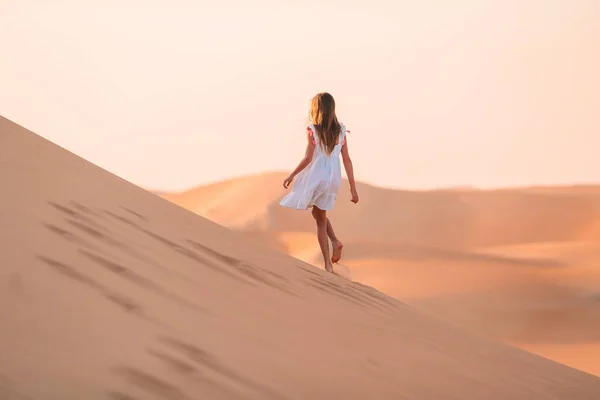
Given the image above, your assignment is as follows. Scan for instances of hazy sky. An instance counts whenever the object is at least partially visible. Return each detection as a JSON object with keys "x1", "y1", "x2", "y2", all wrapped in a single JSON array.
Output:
[{"x1": 1, "y1": 0, "x2": 599, "y2": 191}]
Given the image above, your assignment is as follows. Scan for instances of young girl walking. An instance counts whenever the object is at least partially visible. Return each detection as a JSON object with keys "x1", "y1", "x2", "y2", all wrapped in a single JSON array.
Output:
[{"x1": 280, "y1": 92, "x2": 359, "y2": 273}]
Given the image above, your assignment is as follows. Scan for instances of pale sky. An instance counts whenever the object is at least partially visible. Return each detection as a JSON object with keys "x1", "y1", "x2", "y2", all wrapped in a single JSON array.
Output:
[{"x1": 1, "y1": 0, "x2": 599, "y2": 191}]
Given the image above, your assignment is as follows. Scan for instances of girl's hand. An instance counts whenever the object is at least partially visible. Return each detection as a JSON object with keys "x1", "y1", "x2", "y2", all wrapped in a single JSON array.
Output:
[
  {"x1": 283, "y1": 175, "x2": 294, "y2": 189},
  {"x1": 351, "y1": 188, "x2": 359, "y2": 204}
]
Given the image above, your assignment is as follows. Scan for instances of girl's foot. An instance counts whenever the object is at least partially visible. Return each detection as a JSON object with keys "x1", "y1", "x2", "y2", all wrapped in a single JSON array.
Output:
[
  {"x1": 331, "y1": 241, "x2": 344, "y2": 264},
  {"x1": 325, "y1": 263, "x2": 334, "y2": 273}
]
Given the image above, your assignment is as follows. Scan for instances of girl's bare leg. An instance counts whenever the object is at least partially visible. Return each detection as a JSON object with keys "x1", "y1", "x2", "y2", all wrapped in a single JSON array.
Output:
[
  {"x1": 312, "y1": 207, "x2": 333, "y2": 272},
  {"x1": 327, "y1": 218, "x2": 344, "y2": 263}
]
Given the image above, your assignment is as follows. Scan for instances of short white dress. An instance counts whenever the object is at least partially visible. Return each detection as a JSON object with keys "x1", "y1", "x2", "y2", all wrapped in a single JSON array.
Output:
[{"x1": 280, "y1": 123, "x2": 348, "y2": 211}]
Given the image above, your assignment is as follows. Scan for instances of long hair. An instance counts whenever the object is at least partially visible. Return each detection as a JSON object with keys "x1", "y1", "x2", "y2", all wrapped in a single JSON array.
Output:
[{"x1": 308, "y1": 92, "x2": 341, "y2": 154}]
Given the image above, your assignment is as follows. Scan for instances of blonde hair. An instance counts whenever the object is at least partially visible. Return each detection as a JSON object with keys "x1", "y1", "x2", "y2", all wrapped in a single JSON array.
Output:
[{"x1": 308, "y1": 92, "x2": 341, "y2": 154}]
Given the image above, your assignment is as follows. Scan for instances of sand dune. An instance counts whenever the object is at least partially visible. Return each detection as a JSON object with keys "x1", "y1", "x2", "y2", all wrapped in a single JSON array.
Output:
[
  {"x1": 162, "y1": 171, "x2": 600, "y2": 377},
  {"x1": 3, "y1": 116, "x2": 600, "y2": 398},
  {"x1": 164, "y1": 173, "x2": 600, "y2": 248},
  {"x1": 163, "y1": 172, "x2": 288, "y2": 230}
]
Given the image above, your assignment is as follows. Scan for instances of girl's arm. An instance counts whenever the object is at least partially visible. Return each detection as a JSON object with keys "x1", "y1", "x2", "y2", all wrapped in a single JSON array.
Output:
[
  {"x1": 341, "y1": 138, "x2": 359, "y2": 203},
  {"x1": 283, "y1": 132, "x2": 316, "y2": 188}
]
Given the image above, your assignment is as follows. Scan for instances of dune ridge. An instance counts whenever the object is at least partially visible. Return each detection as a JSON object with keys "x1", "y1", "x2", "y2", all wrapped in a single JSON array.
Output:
[{"x1": 2, "y1": 115, "x2": 600, "y2": 398}]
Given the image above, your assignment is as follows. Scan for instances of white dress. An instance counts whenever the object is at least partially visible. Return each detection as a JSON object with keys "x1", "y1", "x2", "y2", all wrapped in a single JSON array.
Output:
[{"x1": 280, "y1": 123, "x2": 347, "y2": 211}]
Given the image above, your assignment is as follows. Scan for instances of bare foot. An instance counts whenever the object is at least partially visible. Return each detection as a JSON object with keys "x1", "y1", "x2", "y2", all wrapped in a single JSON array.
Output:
[
  {"x1": 325, "y1": 263, "x2": 334, "y2": 273},
  {"x1": 331, "y1": 241, "x2": 344, "y2": 264}
]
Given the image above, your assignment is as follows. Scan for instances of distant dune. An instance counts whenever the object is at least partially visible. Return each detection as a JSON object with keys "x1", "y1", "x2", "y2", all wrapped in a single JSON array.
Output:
[
  {"x1": 2, "y1": 115, "x2": 600, "y2": 398},
  {"x1": 162, "y1": 173, "x2": 600, "y2": 376},
  {"x1": 164, "y1": 173, "x2": 600, "y2": 247}
]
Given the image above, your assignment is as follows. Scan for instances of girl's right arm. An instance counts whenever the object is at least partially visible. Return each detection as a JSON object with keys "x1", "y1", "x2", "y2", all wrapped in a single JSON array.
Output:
[
  {"x1": 341, "y1": 138, "x2": 359, "y2": 203},
  {"x1": 283, "y1": 130, "x2": 316, "y2": 188}
]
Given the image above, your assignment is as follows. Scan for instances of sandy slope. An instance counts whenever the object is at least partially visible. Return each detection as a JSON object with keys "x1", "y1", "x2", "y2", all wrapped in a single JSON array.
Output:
[
  {"x1": 162, "y1": 172, "x2": 600, "y2": 377},
  {"x1": 2, "y1": 117, "x2": 600, "y2": 398}
]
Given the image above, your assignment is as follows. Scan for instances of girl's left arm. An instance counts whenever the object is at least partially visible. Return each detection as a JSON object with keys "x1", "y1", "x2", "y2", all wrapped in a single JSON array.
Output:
[{"x1": 283, "y1": 133, "x2": 316, "y2": 188}]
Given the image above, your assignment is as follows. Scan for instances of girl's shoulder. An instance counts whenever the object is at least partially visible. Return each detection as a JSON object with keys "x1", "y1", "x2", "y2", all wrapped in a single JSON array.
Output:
[
  {"x1": 338, "y1": 123, "x2": 349, "y2": 146},
  {"x1": 306, "y1": 124, "x2": 317, "y2": 145}
]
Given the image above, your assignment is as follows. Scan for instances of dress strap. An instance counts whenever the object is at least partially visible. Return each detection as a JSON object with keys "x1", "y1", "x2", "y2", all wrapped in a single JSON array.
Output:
[
  {"x1": 306, "y1": 124, "x2": 317, "y2": 145},
  {"x1": 340, "y1": 123, "x2": 348, "y2": 146}
]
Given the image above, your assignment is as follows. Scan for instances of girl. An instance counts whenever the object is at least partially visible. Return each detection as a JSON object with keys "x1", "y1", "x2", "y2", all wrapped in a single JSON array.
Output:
[{"x1": 280, "y1": 92, "x2": 359, "y2": 273}]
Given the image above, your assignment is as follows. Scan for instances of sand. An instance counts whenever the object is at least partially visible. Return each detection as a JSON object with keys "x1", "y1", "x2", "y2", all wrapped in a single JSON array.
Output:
[
  {"x1": 2, "y1": 115, "x2": 600, "y2": 399},
  {"x1": 163, "y1": 171, "x2": 600, "y2": 377}
]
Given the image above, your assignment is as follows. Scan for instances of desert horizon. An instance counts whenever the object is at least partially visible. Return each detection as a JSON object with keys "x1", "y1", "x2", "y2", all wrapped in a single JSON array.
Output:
[{"x1": 155, "y1": 170, "x2": 600, "y2": 194}]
